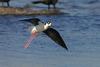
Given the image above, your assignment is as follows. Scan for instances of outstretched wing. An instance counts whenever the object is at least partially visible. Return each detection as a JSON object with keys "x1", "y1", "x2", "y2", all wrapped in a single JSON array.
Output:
[
  {"x1": 43, "y1": 28, "x2": 68, "y2": 50},
  {"x1": 20, "y1": 18, "x2": 40, "y2": 26}
]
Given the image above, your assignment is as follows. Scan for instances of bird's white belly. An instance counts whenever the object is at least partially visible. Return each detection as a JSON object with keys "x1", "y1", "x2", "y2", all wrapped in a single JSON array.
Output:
[{"x1": 31, "y1": 24, "x2": 45, "y2": 33}]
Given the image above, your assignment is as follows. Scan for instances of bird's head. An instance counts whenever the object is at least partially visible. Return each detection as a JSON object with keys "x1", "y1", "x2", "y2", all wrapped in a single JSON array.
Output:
[
  {"x1": 44, "y1": 22, "x2": 52, "y2": 30},
  {"x1": 47, "y1": 22, "x2": 52, "y2": 27}
]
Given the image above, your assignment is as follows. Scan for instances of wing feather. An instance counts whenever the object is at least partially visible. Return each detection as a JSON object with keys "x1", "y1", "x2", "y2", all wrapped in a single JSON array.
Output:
[
  {"x1": 43, "y1": 28, "x2": 68, "y2": 50},
  {"x1": 20, "y1": 18, "x2": 40, "y2": 26}
]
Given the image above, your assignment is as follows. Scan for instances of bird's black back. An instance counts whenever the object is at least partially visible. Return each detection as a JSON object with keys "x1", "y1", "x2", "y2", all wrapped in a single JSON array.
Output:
[
  {"x1": 43, "y1": 0, "x2": 58, "y2": 5},
  {"x1": 32, "y1": 0, "x2": 58, "y2": 9}
]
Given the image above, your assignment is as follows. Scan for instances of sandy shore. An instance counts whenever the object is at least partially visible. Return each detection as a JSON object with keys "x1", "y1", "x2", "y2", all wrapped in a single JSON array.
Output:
[{"x1": 0, "y1": 7, "x2": 61, "y2": 15}]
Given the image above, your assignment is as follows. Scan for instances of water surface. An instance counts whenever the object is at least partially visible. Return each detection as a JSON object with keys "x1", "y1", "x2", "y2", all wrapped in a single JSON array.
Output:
[{"x1": 0, "y1": 0, "x2": 100, "y2": 67}]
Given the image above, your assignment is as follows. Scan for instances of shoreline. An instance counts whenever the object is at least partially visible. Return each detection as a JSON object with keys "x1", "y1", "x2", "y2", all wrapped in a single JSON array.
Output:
[{"x1": 0, "y1": 7, "x2": 62, "y2": 15}]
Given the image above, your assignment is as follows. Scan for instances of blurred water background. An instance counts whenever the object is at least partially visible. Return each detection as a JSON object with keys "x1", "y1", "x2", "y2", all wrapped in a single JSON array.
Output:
[{"x1": 0, "y1": 0, "x2": 100, "y2": 67}]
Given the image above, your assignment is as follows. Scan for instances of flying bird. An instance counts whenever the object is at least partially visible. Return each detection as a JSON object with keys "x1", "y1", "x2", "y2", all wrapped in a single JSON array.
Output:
[
  {"x1": 21, "y1": 18, "x2": 68, "y2": 50},
  {"x1": 32, "y1": 0, "x2": 58, "y2": 9}
]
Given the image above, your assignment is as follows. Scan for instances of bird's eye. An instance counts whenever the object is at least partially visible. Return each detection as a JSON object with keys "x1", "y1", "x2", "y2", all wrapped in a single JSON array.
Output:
[{"x1": 47, "y1": 22, "x2": 51, "y2": 24}]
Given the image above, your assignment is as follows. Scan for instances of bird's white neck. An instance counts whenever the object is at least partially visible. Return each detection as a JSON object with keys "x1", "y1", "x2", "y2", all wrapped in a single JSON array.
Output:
[{"x1": 44, "y1": 22, "x2": 52, "y2": 30}]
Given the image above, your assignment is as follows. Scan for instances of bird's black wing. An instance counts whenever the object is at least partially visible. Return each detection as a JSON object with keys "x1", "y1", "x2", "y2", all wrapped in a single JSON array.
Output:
[
  {"x1": 20, "y1": 18, "x2": 40, "y2": 26},
  {"x1": 43, "y1": 28, "x2": 68, "y2": 50}
]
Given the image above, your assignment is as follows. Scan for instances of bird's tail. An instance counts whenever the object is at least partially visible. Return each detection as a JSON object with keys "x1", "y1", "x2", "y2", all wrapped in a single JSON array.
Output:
[{"x1": 32, "y1": 1, "x2": 43, "y2": 4}]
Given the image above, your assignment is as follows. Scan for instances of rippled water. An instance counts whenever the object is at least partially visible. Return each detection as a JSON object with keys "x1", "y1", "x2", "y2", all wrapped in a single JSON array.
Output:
[{"x1": 0, "y1": 0, "x2": 100, "y2": 67}]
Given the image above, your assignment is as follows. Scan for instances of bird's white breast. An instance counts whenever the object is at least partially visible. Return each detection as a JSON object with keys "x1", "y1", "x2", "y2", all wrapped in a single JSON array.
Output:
[
  {"x1": 31, "y1": 23, "x2": 45, "y2": 33},
  {"x1": 31, "y1": 22, "x2": 51, "y2": 34}
]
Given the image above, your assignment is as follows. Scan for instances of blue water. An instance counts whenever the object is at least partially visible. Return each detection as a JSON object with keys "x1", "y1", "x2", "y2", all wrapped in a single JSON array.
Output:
[{"x1": 0, "y1": 0, "x2": 100, "y2": 67}]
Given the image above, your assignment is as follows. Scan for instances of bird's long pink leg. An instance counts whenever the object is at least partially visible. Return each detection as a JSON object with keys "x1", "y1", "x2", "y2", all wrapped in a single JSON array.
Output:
[{"x1": 24, "y1": 32, "x2": 37, "y2": 48}]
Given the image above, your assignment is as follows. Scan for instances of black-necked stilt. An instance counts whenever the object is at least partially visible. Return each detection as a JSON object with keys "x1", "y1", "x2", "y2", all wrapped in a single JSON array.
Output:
[{"x1": 21, "y1": 18, "x2": 68, "y2": 50}]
